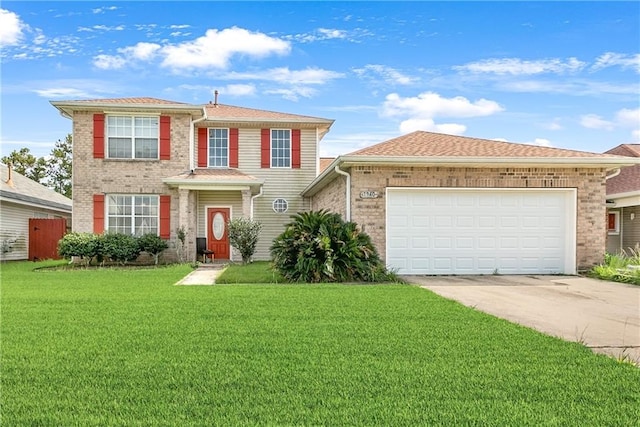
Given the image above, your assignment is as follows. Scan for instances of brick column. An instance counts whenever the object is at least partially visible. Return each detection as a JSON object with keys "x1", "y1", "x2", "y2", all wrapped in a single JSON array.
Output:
[{"x1": 178, "y1": 188, "x2": 196, "y2": 262}]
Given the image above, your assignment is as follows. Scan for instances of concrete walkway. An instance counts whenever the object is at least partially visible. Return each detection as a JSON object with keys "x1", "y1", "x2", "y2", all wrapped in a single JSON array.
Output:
[
  {"x1": 176, "y1": 265, "x2": 226, "y2": 285},
  {"x1": 404, "y1": 275, "x2": 640, "y2": 364}
]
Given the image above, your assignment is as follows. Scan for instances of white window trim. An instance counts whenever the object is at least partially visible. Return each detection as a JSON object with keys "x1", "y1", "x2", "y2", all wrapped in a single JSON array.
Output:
[
  {"x1": 106, "y1": 115, "x2": 160, "y2": 160},
  {"x1": 208, "y1": 127, "x2": 230, "y2": 168},
  {"x1": 608, "y1": 211, "x2": 620, "y2": 235},
  {"x1": 272, "y1": 198, "x2": 289, "y2": 213},
  {"x1": 270, "y1": 128, "x2": 292, "y2": 169},
  {"x1": 106, "y1": 194, "x2": 160, "y2": 236}
]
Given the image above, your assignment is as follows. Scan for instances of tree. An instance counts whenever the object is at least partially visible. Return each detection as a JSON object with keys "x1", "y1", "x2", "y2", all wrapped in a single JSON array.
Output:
[
  {"x1": 46, "y1": 134, "x2": 73, "y2": 198},
  {"x1": 1, "y1": 134, "x2": 73, "y2": 198},
  {"x1": 1, "y1": 147, "x2": 47, "y2": 183}
]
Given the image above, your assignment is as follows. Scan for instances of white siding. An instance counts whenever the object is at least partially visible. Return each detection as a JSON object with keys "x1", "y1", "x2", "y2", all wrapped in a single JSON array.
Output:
[{"x1": 0, "y1": 201, "x2": 71, "y2": 261}]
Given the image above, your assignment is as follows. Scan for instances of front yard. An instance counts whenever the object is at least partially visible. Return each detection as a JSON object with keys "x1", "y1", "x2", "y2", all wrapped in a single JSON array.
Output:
[{"x1": 2, "y1": 261, "x2": 639, "y2": 425}]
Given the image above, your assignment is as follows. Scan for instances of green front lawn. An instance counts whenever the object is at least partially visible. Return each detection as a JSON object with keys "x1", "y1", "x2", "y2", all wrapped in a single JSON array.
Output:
[{"x1": 2, "y1": 261, "x2": 639, "y2": 425}]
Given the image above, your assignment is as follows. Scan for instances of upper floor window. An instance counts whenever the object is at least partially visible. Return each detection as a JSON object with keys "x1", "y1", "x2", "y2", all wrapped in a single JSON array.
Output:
[
  {"x1": 271, "y1": 129, "x2": 291, "y2": 168},
  {"x1": 209, "y1": 128, "x2": 229, "y2": 167},
  {"x1": 107, "y1": 195, "x2": 158, "y2": 235},
  {"x1": 107, "y1": 116, "x2": 158, "y2": 159}
]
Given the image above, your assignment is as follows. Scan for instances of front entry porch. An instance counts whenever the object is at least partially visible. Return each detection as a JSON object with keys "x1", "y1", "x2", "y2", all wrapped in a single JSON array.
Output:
[{"x1": 163, "y1": 169, "x2": 264, "y2": 263}]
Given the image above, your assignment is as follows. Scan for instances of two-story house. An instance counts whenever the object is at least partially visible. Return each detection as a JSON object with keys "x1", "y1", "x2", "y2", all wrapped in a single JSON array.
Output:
[{"x1": 51, "y1": 97, "x2": 334, "y2": 262}]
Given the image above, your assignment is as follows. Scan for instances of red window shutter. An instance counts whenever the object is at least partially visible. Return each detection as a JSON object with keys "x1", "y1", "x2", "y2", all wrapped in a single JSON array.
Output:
[
  {"x1": 197, "y1": 128, "x2": 208, "y2": 167},
  {"x1": 229, "y1": 128, "x2": 239, "y2": 168},
  {"x1": 159, "y1": 116, "x2": 171, "y2": 160},
  {"x1": 93, "y1": 194, "x2": 105, "y2": 233},
  {"x1": 93, "y1": 114, "x2": 105, "y2": 159},
  {"x1": 292, "y1": 129, "x2": 301, "y2": 169},
  {"x1": 159, "y1": 195, "x2": 171, "y2": 239},
  {"x1": 261, "y1": 128, "x2": 270, "y2": 168}
]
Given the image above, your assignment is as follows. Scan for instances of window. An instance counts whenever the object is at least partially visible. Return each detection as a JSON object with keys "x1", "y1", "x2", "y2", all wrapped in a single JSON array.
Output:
[
  {"x1": 107, "y1": 116, "x2": 159, "y2": 159},
  {"x1": 208, "y1": 128, "x2": 229, "y2": 167},
  {"x1": 608, "y1": 211, "x2": 620, "y2": 234},
  {"x1": 272, "y1": 198, "x2": 288, "y2": 213},
  {"x1": 107, "y1": 195, "x2": 158, "y2": 235},
  {"x1": 271, "y1": 129, "x2": 291, "y2": 168}
]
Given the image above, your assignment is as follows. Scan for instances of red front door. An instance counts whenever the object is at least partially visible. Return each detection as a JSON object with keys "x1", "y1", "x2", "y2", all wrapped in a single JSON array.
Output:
[{"x1": 207, "y1": 208, "x2": 230, "y2": 260}]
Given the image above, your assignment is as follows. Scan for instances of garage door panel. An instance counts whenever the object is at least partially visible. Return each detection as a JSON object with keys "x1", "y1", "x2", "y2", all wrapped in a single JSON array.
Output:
[{"x1": 387, "y1": 189, "x2": 575, "y2": 275}]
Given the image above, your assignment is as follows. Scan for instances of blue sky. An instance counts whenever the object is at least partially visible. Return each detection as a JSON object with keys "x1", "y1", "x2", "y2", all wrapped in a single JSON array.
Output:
[{"x1": 1, "y1": 1, "x2": 639, "y2": 158}]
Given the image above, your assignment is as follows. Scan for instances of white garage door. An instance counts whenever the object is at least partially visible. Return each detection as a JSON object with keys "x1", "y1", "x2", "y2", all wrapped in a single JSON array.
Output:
[{"x1": 386, "y1": 188, "x2": 576, "y2": 275}]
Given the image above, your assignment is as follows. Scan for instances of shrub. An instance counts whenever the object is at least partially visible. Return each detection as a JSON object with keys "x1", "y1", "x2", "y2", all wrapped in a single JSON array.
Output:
[
  {"x1": 270, "y1": 210, "x2": 392, "y2": 283},
  {"x1": 228, "y1": 217, "x2": 263, "y2": 264},
  {"x1": 138, "y1": 233, "x2": 169, "y2": 265},
  {"x1": 58, "y1": 232, "x2": 104, "y2": 265},
  {"x1": 102, "y1": 233, "x2": 141, "y2": 265}
]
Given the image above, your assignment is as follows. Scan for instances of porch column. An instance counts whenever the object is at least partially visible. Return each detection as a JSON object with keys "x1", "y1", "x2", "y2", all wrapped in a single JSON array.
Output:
[
  {"x1": 241, "y1": 189, "x2": 252, "y2": 218},
  {"x1": 178, "y1": 188, "x2": 196, "y2": 262}
]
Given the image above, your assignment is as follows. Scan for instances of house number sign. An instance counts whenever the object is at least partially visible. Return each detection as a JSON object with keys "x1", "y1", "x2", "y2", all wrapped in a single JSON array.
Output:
[{"x1": 359, "y1": 191, "x2": 379, "y2": 199}]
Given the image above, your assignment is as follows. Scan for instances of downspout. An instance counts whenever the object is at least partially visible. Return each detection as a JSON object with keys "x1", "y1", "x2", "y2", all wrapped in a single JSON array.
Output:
[
  {"x1": 315, "y1": 127, "x2": 320, "y2": 176},
  {"x1": 190, "y1": 107, "x2": 207, "y2": 171},
  {"x1": 334, "y1": 165, "x2": 351, "y2": 221},
  {"x1": 250, "y1": 185, "x2": 264, "y2": 220}
]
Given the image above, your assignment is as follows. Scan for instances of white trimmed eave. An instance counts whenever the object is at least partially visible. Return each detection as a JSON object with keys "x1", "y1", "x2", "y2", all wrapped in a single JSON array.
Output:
[
  {"x1": 162, "y1": 177, "x2": 264, "y2": 192},
  {"x1": 50, "y1": 101, "x2": 205, "y2": 118},
  {"x1": 606, "y1": 190, "x2": 640, "y2": 208},
  {"x1": 302, "y1": 155, "x2": 640, "y2": 197}
]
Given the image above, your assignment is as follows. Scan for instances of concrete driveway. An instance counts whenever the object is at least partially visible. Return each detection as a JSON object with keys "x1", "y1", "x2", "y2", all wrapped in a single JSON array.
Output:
[{"x1": 404, "y1": 275, "x2": 640, "y2": 363}]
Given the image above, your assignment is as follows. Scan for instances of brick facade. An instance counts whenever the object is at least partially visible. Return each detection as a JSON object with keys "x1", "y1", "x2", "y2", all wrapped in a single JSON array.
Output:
[{"x1": 310, "y1": 165, "x2": 608, "y2": 271}]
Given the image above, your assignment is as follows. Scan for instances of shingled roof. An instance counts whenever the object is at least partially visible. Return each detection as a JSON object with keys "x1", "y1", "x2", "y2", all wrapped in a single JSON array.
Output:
[
  {"x1": 0, "y1": 163, "x2": 72, "y2": 212},
  {"x1": 605, "y1": 144, "x2": 640, "y2": 196},
  {"x1": 348, "y1": 131, "x2": 620, "y2": 159}
]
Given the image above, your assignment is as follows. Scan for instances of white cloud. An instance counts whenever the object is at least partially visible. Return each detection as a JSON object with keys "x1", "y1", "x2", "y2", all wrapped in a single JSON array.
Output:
[
  {"x1": 353, "y1": 64, "x2": 418, "y2": 85},
  {"x1": 454, "y1": 57, "x2": 586, "y2": 75},
  {"x1": 120, "y1": 42, "x2": 161, "y2": 61},
  {"x1": 32, "y1": 87, "x2": 95, "y2": 98},
  {"x1": 161, "y1": 27, "x2": 290, "y2": 71},
  {"x1": 91, "y1": 27, "x2": 290, "y2": 72},
  {"x1": 219, "y1": 67, "x2": 343, "y2": 85},
  {"x1": 287, "y1": 27, "x2": 372, "y2": 43},
  {"x1": 92, "y1": 6, "x2": 118, "y2": 14},
  {"x1": 580, "y1": 114, "x2": 615, "y2": 130},
  {"x1": 498, "y1": 79, "x2": 637, "y2": 96},
  {"x1": 532, "y1": 138, "x2": 552, "y2": 147},
  {"x1": 219, "y1": 84, "x2": 256, "y2": 97},
  {"x1": 543, "y1": 118, "x2": 563, "y2": 131},
  {"x1": 383, "y1": 91, "x2": 503, "y2": 119},
  {"x1": 632, "y1": 129, "x2": 640, "y2": 141},
  {"x1": 382, "y1": 91, "x2": 502, "y2": 136},
  {"x1": 615, "y1": 108, "x2": 640, "y2": 127},
  {"x1": 592, "y1": 52, "x2": 640, "y2": 73},
  {"x1": 0, "y1": 9, "x2": 26, "y2": 46},
  {"x1": 264, "y1": 86, "x2": 318, "y2": 101},
  {"x1": 169, "y1": 24, "x2": 191, "y2": 29},
  {"x1": 93, "y1": 54, "x2": 126, "y2": 70},
  {"x1": 399, "y1": 118, "x2": 466, "y2": 135}
]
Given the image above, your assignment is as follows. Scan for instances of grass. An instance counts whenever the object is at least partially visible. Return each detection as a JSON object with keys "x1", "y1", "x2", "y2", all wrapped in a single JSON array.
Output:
[
  {"x1": 2, "y1": 261, "x2": 639, "y2": 425},
  {"x1": 216, "y1": 261, "x2": 285, "y2": 284}
]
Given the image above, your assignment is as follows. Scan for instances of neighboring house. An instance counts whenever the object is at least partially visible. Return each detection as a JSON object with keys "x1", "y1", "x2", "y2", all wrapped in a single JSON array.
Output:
[
  {"x1": 604, "y1": 144, "x2": 640, "y2": 254},
  {"x1": 303, "y1": 131, "x2": 637, "y2": 275},
  {"x1": 0, "y1": 163, "x2": 72, "y2": 260},
  {"x1": 51, "y1": 97, "x2": 334, "y2": 262}
]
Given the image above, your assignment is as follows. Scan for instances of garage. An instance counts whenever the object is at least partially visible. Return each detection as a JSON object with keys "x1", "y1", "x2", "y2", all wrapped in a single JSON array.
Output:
[{"x1": 386, "y1": 188, "x2": 577, "y2": 275}]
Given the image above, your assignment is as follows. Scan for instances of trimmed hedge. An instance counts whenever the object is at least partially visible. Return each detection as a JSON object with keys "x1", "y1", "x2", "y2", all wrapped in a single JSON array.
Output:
[{"x1": 58, "y1": 232, "x2": 168, "y2": 266}]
